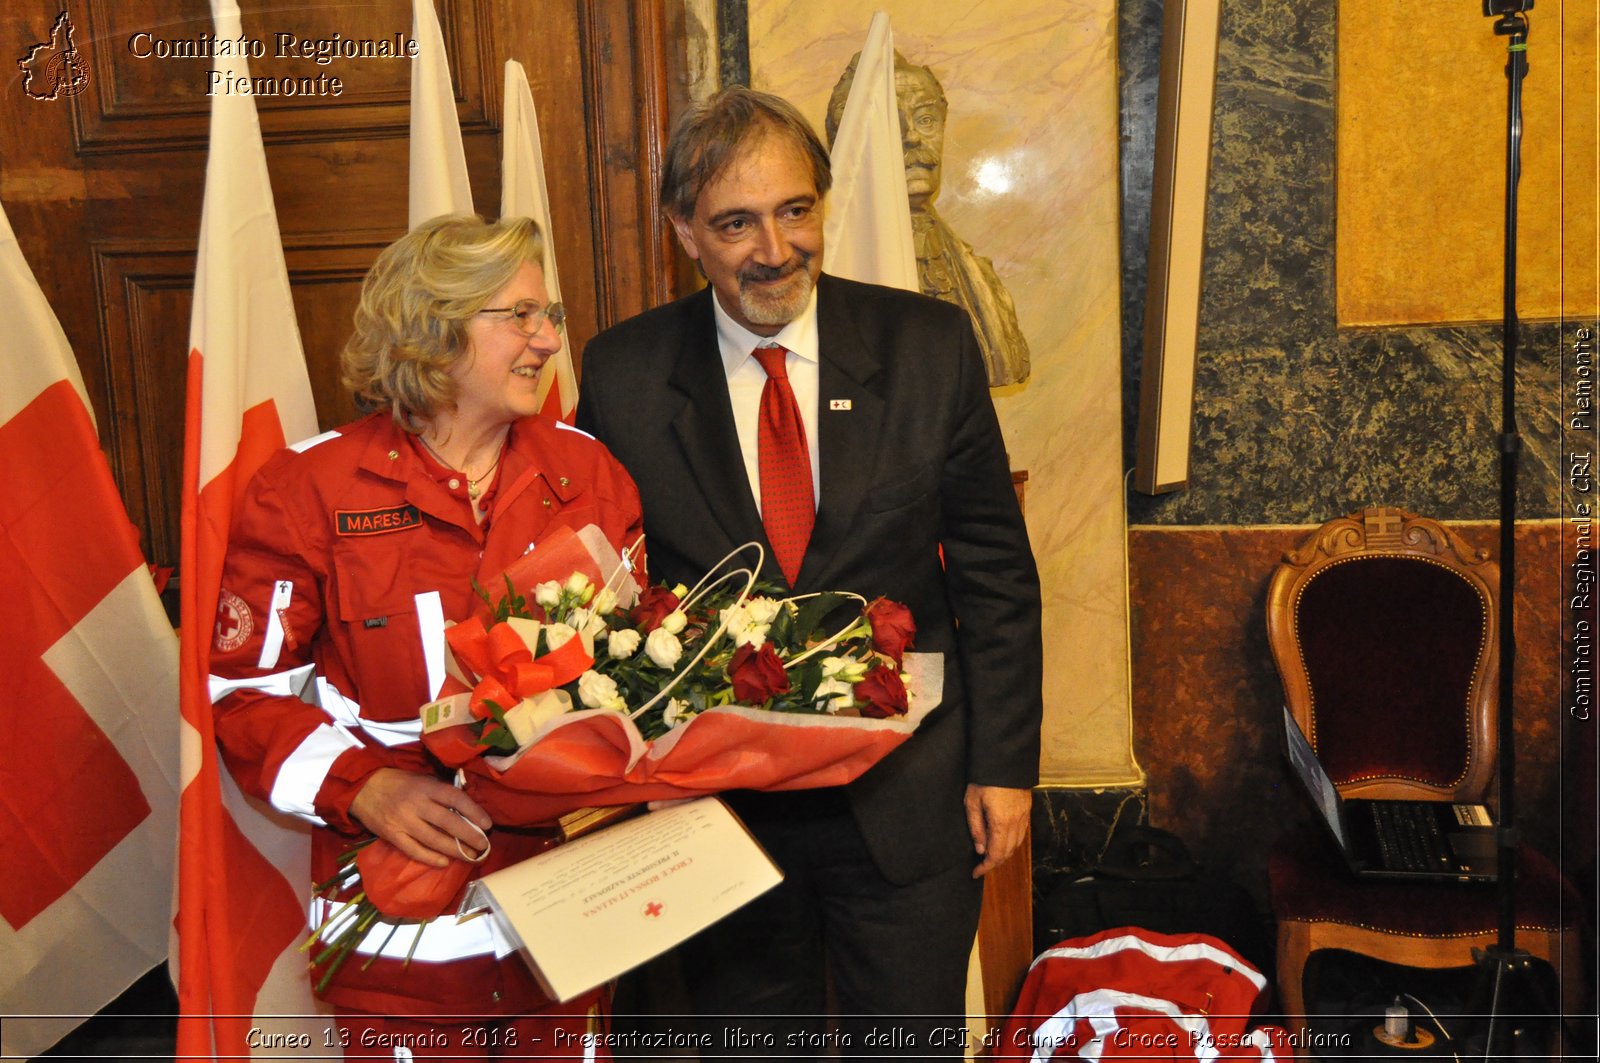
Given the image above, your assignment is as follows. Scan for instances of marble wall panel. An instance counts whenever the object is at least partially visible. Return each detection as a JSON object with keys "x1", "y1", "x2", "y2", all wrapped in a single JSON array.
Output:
[
  {"x1": 748, "y1": 0, "x2": 1136, "y2": 785},
  {"x1": 1129, "y1": 521, "x2": 1575, "y2": 904},
  {"x1": 1119, "y1": 0, "x2": 1568, "y2": 526}
]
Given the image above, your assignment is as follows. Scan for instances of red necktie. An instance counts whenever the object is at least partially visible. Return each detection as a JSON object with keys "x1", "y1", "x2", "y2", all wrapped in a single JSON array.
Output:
[{"x1": 753, "y1": 345, "x2": 814, "y2": 585}]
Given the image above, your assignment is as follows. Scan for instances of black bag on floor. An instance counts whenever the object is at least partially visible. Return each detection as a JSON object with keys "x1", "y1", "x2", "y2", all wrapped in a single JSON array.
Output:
[{"x1": 1035, "y1": 824, "x2": 1271, "y2": 975}]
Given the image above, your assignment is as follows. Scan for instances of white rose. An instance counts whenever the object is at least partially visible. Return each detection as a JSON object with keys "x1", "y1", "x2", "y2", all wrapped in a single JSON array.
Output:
[
  {"x1": 720, "y1": 602, "x2": 769, "y2": 648},
  {"x1": 570, "y1": 608, "x2": 607, "y2": 642},
  {"x1": 544, "y1": 622, "x2": 578, "y2": 651},
  {"x1": 534, "y1": 580, "x2": 562, "y2": 609},
  {"x1": 660, "y1": 609, "x2": 688, "y2": 635},
  {"x1": 671, "y1": 583, "x2": 689, "y2": 598},
  {"x1": 662, "y1": 697, "x2": 692, "y2": 727},
  {"x1": 576, "y1": 670, "x2": 625, "y2": 711},
  {"x1": 746, "y1": 597, "x2": 782, "y2": 625},
  {"x1": 592, "y1": 588, "x2": 618, "y2": 615},
  {"x1": 813, "y1": 678, "x2": 854, "y2": 711},
  {"x1": 645, "y1": 627, "x2": 684, "y2": 669},
  {"x1": 821, "y1": 656, "x2": 868, "y2": 683},
  {"x1": 565, "y1": 572, "x2": 592, "y2": 598},
  {"x1": 607, "y1": 628, "x2": 642, "y2": 658}
]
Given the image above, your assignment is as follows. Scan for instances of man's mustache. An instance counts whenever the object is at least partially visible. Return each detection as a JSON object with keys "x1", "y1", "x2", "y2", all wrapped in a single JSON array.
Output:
[{"x1": 739, "y1": 252, "x2": 811, "y2": 286}]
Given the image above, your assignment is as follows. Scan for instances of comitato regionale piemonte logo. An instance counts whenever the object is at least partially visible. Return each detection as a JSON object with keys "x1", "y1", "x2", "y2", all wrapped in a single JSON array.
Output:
[{"x1": 18, "y1": 9, "x2": 90, "y2": 101}]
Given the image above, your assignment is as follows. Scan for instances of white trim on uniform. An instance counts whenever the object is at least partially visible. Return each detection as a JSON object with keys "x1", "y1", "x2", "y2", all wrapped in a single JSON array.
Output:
[
  {"x1": 415, "y1": 590, "x2": 446, "y2": 699},
  {"x1": 270, "y1": 723, "x2": 363, "y2": 824},
  {"x1": 308, "y1": 895, "x2": 517, "y2": 963}
]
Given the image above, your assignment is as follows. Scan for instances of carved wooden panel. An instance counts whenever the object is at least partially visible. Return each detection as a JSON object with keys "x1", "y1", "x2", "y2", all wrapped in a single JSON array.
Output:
[
  {"x1": 90, "y1": 244, "x2": 194, "y2": 570},
  {"x1": 573, "y1": 0, "x2": 686, "y2": 328},
  {"x1": 70, "y1": 0, "x2": 495, "y2": 152},
  {"x1": 280, "y1": 239, "x2": 396, "y2": 431}
]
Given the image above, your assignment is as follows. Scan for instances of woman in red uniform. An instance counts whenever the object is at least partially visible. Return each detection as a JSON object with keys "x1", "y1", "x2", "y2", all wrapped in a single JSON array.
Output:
[{"x1": 209, "y1": 214, "x2": 641, "y2": 1057}]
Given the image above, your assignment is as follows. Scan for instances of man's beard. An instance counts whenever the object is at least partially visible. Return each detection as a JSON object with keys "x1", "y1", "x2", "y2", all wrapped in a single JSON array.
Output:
[{"x1": 737, "y1": 254, "x2": 815, "y2": 328}]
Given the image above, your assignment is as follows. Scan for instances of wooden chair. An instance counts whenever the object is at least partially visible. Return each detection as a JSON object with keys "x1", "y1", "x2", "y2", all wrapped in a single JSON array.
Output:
[{"x1": 1264, "y1": 506, "x2": 1583, "y2": 1046}]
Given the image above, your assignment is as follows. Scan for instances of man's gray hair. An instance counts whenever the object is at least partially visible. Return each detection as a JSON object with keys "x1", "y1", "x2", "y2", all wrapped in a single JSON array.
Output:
[{"x1": 659, "y1": 86, "x2": 832, "y2": 219}]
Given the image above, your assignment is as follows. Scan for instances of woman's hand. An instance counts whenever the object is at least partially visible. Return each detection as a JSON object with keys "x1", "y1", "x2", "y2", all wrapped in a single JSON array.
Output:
[{"x1": 349, "y1": 768, "x2": 494, "y2": 868}]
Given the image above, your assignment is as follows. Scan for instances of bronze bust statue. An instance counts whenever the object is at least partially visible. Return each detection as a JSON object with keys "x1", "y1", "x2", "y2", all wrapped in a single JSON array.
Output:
[{"x1": 827, "y1": 51, "x2": 1032, "y2": 387}]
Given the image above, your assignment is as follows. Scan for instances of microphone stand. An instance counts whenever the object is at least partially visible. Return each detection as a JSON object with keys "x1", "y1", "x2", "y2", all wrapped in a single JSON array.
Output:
[{"x1": 1464, "y1": 4, "x2": 1554, "y2": 1057}]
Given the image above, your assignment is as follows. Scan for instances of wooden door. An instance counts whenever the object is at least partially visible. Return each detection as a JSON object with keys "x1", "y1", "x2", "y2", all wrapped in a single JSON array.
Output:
[{"x1": 1, "y1": 0, "x2": 684, "y2": 576}]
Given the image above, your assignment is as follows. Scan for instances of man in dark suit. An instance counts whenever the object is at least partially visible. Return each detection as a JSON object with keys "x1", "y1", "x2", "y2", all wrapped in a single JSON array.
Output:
[{"x1": 577, "y1": 87, "x2": 1042, "y2": 1054}]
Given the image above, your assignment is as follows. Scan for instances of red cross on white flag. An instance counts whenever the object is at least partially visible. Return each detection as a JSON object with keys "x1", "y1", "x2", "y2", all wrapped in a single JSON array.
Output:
[{"x1": 0, "y1": 193, "x2": 179, "y2": 1057}]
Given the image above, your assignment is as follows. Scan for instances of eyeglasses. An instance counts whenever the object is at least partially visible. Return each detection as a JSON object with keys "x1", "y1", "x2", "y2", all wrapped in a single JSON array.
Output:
[{"x1": 477, "y1": 299, "x2": 566, "y2": 336}]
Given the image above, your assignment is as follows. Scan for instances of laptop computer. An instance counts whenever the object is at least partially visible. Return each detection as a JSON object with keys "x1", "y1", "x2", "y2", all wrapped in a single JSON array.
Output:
[{"x1": 1282, "y1": 705, "x2": 1498, "y2": 882}]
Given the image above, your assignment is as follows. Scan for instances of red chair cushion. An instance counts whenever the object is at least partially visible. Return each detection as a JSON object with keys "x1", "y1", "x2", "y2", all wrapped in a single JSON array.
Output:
[
  {"x1": 1268, "y1": 831, "x2": 1579, "y2": 935},
  {"x1": 1296, "y1": 557, "x2": 1485, "y2": 787}
]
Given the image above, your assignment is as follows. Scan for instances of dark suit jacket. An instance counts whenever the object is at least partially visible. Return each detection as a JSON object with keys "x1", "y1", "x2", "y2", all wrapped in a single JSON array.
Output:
[{"x1": 578, "y1": 274, "x2": 1043, "y2": 884}]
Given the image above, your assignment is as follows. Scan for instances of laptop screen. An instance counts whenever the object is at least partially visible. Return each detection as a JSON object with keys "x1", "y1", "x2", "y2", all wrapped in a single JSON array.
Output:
[{"x1": 1282, "y1": 705, "x2": 1346, "y2": 848}]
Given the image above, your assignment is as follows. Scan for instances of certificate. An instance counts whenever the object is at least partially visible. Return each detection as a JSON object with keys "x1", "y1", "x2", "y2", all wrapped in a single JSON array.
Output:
[{"x1": 461, "y1": 797, "x2": 782, "y2": 1002}]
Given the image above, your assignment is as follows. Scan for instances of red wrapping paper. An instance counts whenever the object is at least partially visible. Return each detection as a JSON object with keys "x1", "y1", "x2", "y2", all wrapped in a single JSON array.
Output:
[{"x1": 425, "y1": 654, "x2": 941, "y2": 824}]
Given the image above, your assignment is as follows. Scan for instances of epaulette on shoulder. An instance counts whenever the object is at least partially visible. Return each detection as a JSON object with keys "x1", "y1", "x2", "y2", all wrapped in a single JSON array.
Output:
[
  {"x1": 288, "y1": 429, "x2": 342, "y2": 453},
  {"x1": 554, "y1": 421, "x2": 595, "y2": 441}
]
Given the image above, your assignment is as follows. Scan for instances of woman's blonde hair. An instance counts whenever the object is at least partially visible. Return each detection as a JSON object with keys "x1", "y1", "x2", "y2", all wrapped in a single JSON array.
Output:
[{"x1": 342, "y1": 213, "x2": 546, "y2": 427}]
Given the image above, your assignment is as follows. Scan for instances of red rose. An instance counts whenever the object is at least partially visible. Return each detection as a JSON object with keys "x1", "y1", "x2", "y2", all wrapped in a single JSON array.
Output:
[
  {"x1": 866, "y1": 597, "x2": 916, "y2": 666},
  {"x1": 729, "y1": 643, "x2": 791, "y2": 704},
  {"x1": 631, "y1": 585, "x2": 682, "y2": 633},
  {"x1": 854, "y1": 664, "x2": 908, "y2": 719}
]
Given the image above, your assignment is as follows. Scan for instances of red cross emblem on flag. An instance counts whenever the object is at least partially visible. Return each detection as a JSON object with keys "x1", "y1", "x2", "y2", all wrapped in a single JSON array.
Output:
[{"x1": 0, "y1": 382, "x2": 169, "y2": 930}]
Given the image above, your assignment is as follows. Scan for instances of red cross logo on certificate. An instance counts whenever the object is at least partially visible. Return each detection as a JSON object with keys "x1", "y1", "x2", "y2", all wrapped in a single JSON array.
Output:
[{"x1": 642, "y1": 901, "x2": 664, "y2": 918}]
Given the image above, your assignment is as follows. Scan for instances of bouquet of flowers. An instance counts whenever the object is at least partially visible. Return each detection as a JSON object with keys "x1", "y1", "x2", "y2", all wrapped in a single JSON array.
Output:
[
  {"x1": 307, "y1": 525, "x2": 938, "y2": 981},
  {"x1": 418, "y1": 524, "x2": 939, "y2": 824}
]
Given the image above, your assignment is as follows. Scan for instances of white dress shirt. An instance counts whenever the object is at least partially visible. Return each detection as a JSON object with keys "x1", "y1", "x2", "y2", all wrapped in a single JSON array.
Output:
[{"x1": 712, "y1": 285, "x2": 822, "y2": 511}]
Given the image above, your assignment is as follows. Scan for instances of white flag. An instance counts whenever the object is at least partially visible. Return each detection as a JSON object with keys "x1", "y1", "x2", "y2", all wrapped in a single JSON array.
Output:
[
  {"x1": 410, "y1": 0, "x2": 473, "y2": 227},
  {"x1": 822, "y1": 11, "x2": 918, "y2": 291},
  {"x1": 0, "y1": 195, "x2": 179, "y2": 1062},
  {"x1": 175, "y1": 2, "x2": 330, "y2": 1058},
  {"x1": 502, "y1": 59, "x2": 577, "y2": 421},
  {"x1": 825, "y1": 12, "x2": 992, "y2": 1027}
]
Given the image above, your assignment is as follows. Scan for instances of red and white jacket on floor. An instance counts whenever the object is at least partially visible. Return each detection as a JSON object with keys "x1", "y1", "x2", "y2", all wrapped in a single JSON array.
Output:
[
  {"x1": 209, "y1": 410, "x2": 642, "y2": 1016},
  {"x1": 1001, "y1": 928, "x2": 1293, "y2": 1062}
]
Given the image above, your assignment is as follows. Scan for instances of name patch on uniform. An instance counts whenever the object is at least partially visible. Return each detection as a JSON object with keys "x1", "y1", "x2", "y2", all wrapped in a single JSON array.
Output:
[{"x1": 336, "y1": 504, "x2": 422, "y2": 536}]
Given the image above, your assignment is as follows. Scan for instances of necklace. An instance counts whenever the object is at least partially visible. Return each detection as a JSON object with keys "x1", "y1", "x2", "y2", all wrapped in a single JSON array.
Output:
[
  {"x1": 464, "y1": 457, "x2": 502, "y2": 501},
  {"x1": 418, "y1": 434, "x2": 505, "y2": 502}
]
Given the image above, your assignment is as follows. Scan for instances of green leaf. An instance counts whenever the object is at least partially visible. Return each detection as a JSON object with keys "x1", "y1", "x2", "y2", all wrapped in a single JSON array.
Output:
[
  {"x1": 475, "y1": 700, "x2": 520, "y2": 754},
  {"x1": 501, "y1": 575, "x2": 529, "y2": 621},
  {"x1": 791, "y1": 592, "x2": 847, "y2": 644},
  {"x1": 795, "y1": 660, "x2": 824, "y2": 701},
  {"x1": 767, "y1": 604, "x2": 795, "y2": 647}
]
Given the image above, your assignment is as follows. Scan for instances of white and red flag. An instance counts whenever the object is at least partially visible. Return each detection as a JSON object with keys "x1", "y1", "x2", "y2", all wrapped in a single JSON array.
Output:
[
  {"x1": 821, "y1": 11, "x2": 918, "y2": 292},
  {"x1": 174, "y1": 1, "x2": 328, "y2": 1057},
  {"x1": 410, "y1": 0, "x2": 474, "y2": 227},
  {"x1": 0, "y1": 199, "x2": 180, "y2": 1059},
  {"x1": 501, "y1": 59, "x2": 577, "y2": 421}
]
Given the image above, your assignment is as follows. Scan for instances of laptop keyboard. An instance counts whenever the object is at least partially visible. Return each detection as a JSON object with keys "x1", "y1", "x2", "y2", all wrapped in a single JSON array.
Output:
[{"x1": 1370, "y1": 803, "x2": 1452, "y2": 872}]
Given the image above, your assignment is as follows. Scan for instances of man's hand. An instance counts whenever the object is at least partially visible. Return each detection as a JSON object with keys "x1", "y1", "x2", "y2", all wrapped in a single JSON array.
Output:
[
  {"x1": 964, "y1": 784, "x2": 1031, "y2": 879},
  {"x1": 349, "y1": 768, "x2": 493, "y2": 867}
]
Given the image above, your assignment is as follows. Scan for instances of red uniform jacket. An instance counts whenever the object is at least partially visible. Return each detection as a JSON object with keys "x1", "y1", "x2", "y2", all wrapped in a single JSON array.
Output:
[{"x1": 210, "y1": 411, "x2": 642, "y2": 1015}]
